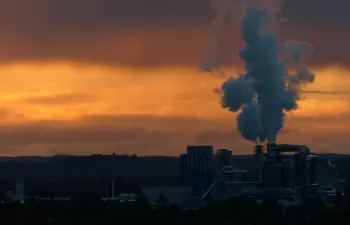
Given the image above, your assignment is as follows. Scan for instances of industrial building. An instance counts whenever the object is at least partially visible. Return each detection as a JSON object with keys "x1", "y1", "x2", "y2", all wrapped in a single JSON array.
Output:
[
  {"x1": 3, "y1": 181, "x2": 71, "y2": 203},
  {"x1": 141, "y1": 146, "x2": 215, "y2": 209},
  {"x1": 141, "y1": 143, "x2": 344, "y2": 210},
  {"x1": 186, "y1": 145, "x2": 213, "y2": 172},
  {"x1": 177, "y1": 143, "x2": 342, "y2": 209},
  {"x1": 201, "y1": 143, "x2": 321, "y2": 199},
  {"x1": 102, "y1": 181, "x2": 141, "y2": 204},
  {"x1": 215, "y1": 149, "x2": 232, "y2": 171},
  {"x1": 179, "y1": 146, "x2": 214, "y2": 197},
  {"x1": 258, "y1": 143, "x2": 319, "y2": 189}
]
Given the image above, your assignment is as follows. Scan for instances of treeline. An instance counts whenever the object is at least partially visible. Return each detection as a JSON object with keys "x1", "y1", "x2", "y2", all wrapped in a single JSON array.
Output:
[
  {"x1": 0, "y1": 154, "x2": 348, "y2": 182},
  {"x1": 0, "y1": 178, "x2": 174, "y2": 200},
  {"x1": 0, "y1": 196, "x2": 350, "y2": 225},
  {"x1": 0, "y1": 155, "x2": 179, "y2": 180}
]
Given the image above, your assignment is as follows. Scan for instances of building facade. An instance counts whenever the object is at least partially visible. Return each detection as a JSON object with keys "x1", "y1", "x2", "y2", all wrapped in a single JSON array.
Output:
[
  {"x1": 187, "y1": 146, "x2": 213, "y2": 172},
  {"x1": 179, "y1": 146, "x2": 214, "y2": 197}
]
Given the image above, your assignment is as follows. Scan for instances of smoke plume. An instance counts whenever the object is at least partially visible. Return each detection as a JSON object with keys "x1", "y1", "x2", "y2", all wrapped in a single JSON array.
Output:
[
  {"x1": 205, "y1": 0, "x2": 315, "y2": 143},
  {"x1": 200, "y1": 0, "x2": 242, "y2": 73}
]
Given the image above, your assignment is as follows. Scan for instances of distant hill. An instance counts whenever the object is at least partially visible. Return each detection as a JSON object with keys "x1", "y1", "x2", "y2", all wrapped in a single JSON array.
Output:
[
  {"x1": 0, "y1": 153, "x2": 348, "y2": 182},
  {"x1": 0, "y1": 154, "x2": 180, "y2": 181}
]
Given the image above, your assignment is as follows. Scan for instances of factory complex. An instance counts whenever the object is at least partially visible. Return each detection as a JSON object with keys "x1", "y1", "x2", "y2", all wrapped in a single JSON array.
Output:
[{"x1": 143, "y1": 143, "x2": 344, "y2": 209}]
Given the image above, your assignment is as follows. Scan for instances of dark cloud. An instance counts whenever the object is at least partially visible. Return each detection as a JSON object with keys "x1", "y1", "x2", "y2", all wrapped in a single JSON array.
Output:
[
  {"x1": 0, "y1": 113, "x2": 346, "y2": 155},
  {"x1": 0, "y1": 0, "x2": 347, "y2": 68},
  {"x1": 79, "y1": 114, "x2": 208, "y2": 128},
  {"x1": 287, "y1": 113, "x2": 350, "y2": 123},
  {"x1": 19, "y1": 92, "x2": 96, "y2": 105},
  {"x1": 0, "y1": 108, "x2": 18, "y2": 118},
  {"x1": 195, "y1": 129, "x2": 240, "y2": 143},
  {"x1": 0, "y1": 124, "x2": 161, "y2": 146},
  {"x1": 0, "y1": 108, "x2": 26, "y2": 121},
  {"x1": 302, "y1": 90, "x2": 350, "y2": 95},
  {"x1": 0, "y1": 114, "x2": 229, "y2": 155},
  {"x1": 0, "y1": 0, "x2": 212, "y2": 30}
]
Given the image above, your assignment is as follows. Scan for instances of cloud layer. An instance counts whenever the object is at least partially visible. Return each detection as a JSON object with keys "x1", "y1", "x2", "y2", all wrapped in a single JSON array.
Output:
[
  {"x1": 0, "y1": 1, "x2": 348, "y2": 155},
  {"x1": 0, "y1": 113, "x2": 347, "y2": 156},
  {"x1": 0, "y1": 0, "x2": 348, "y2": 68},
  {"x1": 0, "y1": 65, "x2": 347, "y2": 156}
]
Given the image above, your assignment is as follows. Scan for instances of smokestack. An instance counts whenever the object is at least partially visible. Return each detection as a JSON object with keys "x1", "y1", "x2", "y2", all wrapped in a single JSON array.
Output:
[
  {"x1": 254, "y1": 145, "x2": 263, "y2": 155},
  {"x1": 111, "y1": 181, "x2": 115, "y2": 199},
  {"x1": 16, "y1": 181, "x2": 24, "y2": 202},
  {"x1": 266, "y1": 143, "x2": 279, "y2": 159},
  {"x1": 266, "y1": 143, "x2": 277, "y2": 151}
]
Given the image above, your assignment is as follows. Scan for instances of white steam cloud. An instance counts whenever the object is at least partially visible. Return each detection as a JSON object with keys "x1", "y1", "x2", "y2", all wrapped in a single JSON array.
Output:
[{"x1": 201, "y1": 0, "x2": 315, "y2": 143}]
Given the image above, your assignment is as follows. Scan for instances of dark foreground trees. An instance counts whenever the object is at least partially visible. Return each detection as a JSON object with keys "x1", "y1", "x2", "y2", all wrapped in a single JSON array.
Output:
[{"x1": 0, "y1": 197, "x2": 350, "y2": 225}]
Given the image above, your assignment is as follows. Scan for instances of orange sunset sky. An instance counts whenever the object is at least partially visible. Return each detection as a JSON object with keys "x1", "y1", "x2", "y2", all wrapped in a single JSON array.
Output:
[{"x1": 0, "y1": 0, "x2": 349, "y2": 156}]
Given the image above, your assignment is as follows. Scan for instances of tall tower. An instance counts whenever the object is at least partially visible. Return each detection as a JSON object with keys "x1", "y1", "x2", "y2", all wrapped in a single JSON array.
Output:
[
  {"x1": 111, "y1": 181, "x2": 115, "y2": 199},
  {"x1": 15, "y1": 181, "x2": 24, "y2": 202},
  {"x1": 186, "y1": 146, "x2": 214, "y2": 196},
  {"x1": 187, "y1": 146, "x2": 213, "y2": 172}
]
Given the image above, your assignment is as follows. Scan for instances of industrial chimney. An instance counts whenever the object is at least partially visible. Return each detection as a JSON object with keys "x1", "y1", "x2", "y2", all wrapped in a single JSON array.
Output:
[
  {"x1": 266, "y1": 143, "x2": 277, "y2": 151},
  {"x1": 111, "y1": 181, "x2": 115, "y2": 199},
  {"x1": 254, "y1": 145, "x2": 263, "y2": 155},
  {"x1": 15, "y1": 181, "x2": 24, "y2": 202},
  {"x1": 254, "y1": 137, "x2": 264, "y2": 156},
  {"x1": 266, "y1": 143, "x2": 279, "y2": 159}
]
